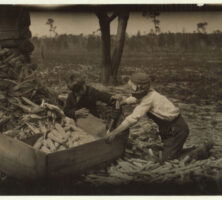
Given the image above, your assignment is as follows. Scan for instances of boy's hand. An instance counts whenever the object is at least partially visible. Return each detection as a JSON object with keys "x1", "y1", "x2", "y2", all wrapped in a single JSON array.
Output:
[
  {"x1": 111, "y1": 94, "x2": 122, "y2": 101},
  {"x1": 110, "y1": 95, "x2": 122, "y2": 106},
  {"x1": 75, "y1": 108, "x2": 89, "y2": 118},
  {"x1": 105, "y1": 122, "x2": 129, "y2": 144},
  {"x1": 105, "y1": 132, "x2": 117, "y2": 144},
  {"x1": 122, "y1": 96, "x2": 137, "y2": 105}
]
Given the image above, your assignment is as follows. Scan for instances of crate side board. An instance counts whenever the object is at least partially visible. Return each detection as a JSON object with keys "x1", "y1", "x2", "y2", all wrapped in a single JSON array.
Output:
[
  {"x1": 0, "y1": 135, "x2": 47, "y2": 180},
  {"x1": 47, "y1": 131, "x2": 129, "y2": 178}
]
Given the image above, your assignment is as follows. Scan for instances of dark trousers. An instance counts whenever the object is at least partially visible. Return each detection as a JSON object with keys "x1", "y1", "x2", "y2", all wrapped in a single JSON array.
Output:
[{"x1": 159, "y1": 115, "x2": 189, "y2": 161}]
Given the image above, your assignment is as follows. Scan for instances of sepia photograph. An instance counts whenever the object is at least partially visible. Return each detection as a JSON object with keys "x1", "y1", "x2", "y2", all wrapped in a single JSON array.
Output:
[{"x1": 0, "y1": 4, "x2": 222, "y2": 195}]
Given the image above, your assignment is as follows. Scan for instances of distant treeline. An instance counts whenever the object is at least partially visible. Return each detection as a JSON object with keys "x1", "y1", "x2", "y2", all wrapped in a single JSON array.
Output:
[{"x1": 32, "y1": 32, "x2": 222, "y2": 55}]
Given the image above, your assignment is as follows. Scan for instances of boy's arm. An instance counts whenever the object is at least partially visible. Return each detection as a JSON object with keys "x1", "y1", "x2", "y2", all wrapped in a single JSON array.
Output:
[
  {"x1": 91, "y1": 87, "x2": 113, "y2": 104},
  {"x1": 106, "y1": 96, "x2": 153, "y2": 142},
  {"x1": 63, "y1": 93, "x2": 77, "y2": 119},
  {"x1": 91, "y1": 87, "x2": 137, "y2": 106}
]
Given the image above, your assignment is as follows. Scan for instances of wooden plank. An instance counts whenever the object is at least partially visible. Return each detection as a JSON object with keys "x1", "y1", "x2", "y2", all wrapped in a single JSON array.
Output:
[
  {"x1": 47, "y1": 130, "x2": 129, "y2": 178},
  {"x1": 0, "y1": 20, "x2": 18, "y2": 29},
  {"x1": 0, "y1": 31, "x2": 20, "y2": 40},
  {"x1": 0, "y1": 135, "x2": 46, "y2": 180},
  {"x1": 0, "y1": 9, "x2": 20, "y2": 32},
  {"x1": 0, "y1": 39, "x2": 20, "y2": 48},
  {"x1": 0, "y1": 7, "x2": 30, "y2": 40}
]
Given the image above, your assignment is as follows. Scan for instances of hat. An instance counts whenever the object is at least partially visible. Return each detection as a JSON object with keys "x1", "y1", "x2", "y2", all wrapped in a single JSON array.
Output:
[{"x1": 131, "y1": 72, "x2": 150, "y2": 85}]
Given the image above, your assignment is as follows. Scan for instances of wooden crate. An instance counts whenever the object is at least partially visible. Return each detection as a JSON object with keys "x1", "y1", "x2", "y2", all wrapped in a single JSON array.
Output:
[
  {"x1": 0, "y1": 130, "x2": 129, "y2": 180},
  {"x1": 0, "y1": 135, "x2": 46, "y2": 180}
]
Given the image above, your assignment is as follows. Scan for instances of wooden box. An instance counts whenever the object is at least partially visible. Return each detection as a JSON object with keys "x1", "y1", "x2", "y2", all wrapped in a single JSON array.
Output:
[{"x1": 0, "y1": 123, "x2": 128, "y2": 180}]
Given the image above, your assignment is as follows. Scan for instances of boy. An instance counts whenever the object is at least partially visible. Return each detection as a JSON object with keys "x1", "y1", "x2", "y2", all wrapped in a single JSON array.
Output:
[
  {"x1": 63, "y1": 73, "x2": 116, "y2": 120},
  {"x1": 106, "y1": 72, "x2": 189, "y2": 161}
]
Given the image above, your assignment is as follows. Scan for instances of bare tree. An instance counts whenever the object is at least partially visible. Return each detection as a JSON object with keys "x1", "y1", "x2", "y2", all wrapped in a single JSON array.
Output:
[
  {"x1": 143, "y1": 11, "x2": 161, "y2": 34},
  {"x1": 46, "y1": 18, "x2": 58, "y2": 37},
  {"x1": 197, "y1": 22, "x2": 208, "y2": 34},
  {"x1": 96, "y1": 11, "x2": 129, "y2": 84}
]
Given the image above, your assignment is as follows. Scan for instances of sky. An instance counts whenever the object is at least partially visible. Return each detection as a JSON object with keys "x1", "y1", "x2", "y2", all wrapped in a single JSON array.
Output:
[{"x1": 30, "y1": 11, "x2": 222, "y2": 37}]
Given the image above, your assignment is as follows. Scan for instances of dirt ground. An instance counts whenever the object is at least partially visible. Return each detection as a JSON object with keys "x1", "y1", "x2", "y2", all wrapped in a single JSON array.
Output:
[
  {"x1": 0, "y1": 52, "x2": 222, "y2": 195},
  {"x1": 0, "y1": 83, "x2": 221, "y2": 195},
  {"x1": 76, "y1": 84, "x2": 222, "y2": 195}
]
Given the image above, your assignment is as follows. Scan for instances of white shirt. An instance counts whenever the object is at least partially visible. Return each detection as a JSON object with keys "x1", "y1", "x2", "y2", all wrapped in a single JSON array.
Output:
[{"x1": 121, "y1": 89, "x2": 180, "y2": 127}]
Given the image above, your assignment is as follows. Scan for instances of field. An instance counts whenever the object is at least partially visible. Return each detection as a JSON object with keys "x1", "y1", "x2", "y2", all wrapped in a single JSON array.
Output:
[
  {"x1": 33, "y1": 47, "x2": 222, "y2": 104},
  {"x1": 0, "y1": 46, "x2": 222, "y2": 195}
]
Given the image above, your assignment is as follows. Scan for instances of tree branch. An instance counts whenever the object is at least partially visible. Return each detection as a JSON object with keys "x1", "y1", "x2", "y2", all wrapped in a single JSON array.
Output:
[
  {"x1": 108, "y1": 14, "x2": 117, "y2": 23},
  {"x1": 95, "y1": 11, "x2": 110, "y2": 22}
]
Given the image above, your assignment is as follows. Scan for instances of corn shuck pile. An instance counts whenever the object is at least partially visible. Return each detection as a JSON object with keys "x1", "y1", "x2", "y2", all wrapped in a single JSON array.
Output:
[{"x1": 0, "y1": 48, "x2": 96, "y2": 153}]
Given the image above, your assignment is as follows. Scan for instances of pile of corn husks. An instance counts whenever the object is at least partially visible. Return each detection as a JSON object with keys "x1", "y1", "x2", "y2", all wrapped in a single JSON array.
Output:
[
  {"x1": 84, "y1": 156, "x2": 222, "y2": 187},
  {"x1": 0, "y1": 48, "x2": 96, "y2": 153}
]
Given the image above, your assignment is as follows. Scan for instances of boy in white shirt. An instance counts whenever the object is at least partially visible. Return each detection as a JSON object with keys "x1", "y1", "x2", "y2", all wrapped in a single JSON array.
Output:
[{"x1": 106, "y1": 72, "x2": 189, "y2": 162}]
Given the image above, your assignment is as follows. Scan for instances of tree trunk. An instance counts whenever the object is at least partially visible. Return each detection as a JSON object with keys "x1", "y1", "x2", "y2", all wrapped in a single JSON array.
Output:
[
  {"x1": 110, "y1": 12, "x2": 129, "y2": 84},
  {"x1": 96, "y1": 11, "x2": 129, "y2": 85},
  {"x1": 96, "y1": 12, "x2": 112, "y2": 84}
]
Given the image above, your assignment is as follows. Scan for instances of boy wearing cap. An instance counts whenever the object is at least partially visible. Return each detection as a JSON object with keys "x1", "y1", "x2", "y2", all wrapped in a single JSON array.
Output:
[
  {"x1": 106, "y1": 72, "x2": 189, "y2": 162},
  {"x1": 64, "y1": 74, "x2": 116, "y2": 120}
]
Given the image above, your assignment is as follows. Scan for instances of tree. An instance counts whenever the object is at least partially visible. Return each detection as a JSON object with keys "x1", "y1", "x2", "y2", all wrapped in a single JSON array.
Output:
[
  {"x1": 46, "y1": 18, "x2": 58, "y2": 37},
  {"x1": 196, "y1": 22, "x2": 209, "y2": 49},
  {"x1": 96, "y1": 11, "x2": 129, "y2": 84},
  {"x1": 143, "y1": 11, "x2": 161, "y2": 34},
  {"x1": 197, "y1": 22, "x2": 208, "y2": 34},
  {"x1": 137, "y1": 31, "x2": 141, "y2": 37}
]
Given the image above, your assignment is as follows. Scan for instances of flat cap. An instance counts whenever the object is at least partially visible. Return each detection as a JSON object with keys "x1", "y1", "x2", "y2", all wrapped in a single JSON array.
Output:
[{"x1": 131, "y1": 72, "x2": 150, "y2": 84}]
